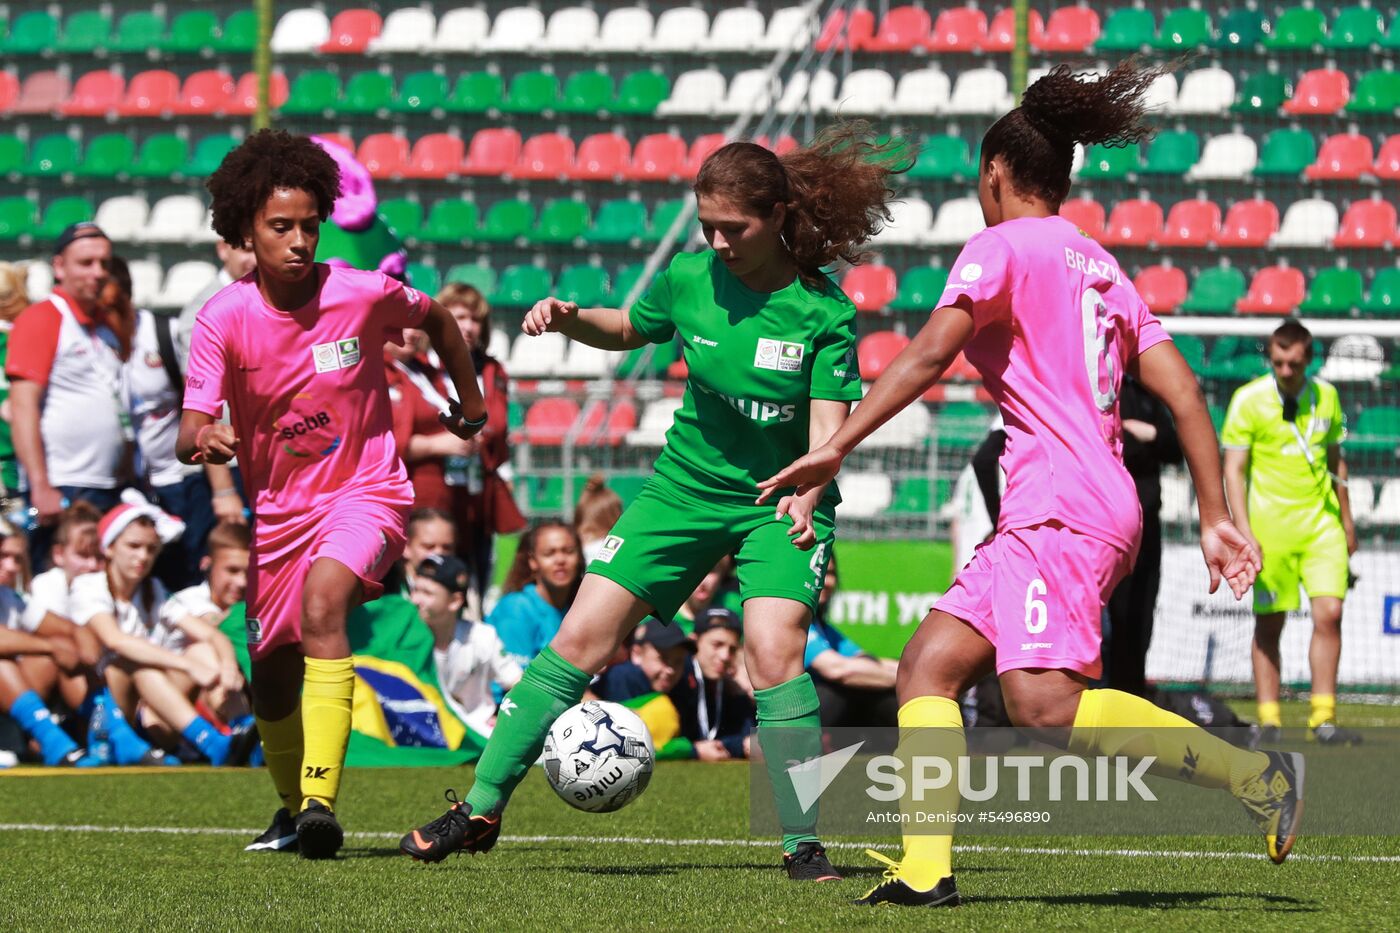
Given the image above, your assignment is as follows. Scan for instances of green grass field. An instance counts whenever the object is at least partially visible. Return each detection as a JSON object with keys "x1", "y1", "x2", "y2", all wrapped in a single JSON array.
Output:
[{"x1": 2, "y1": 701, "x2": 1397, "y2": 931}]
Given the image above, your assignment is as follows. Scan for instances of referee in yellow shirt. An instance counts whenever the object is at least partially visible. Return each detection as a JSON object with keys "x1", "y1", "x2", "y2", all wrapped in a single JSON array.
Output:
[{"x1": 1222, "y1": 320, "x2": 1360, "y2": 745}]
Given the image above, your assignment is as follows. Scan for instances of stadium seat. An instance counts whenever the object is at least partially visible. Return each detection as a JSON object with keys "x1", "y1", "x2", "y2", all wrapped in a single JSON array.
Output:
[
  {"x1": 571, "y1": 133, "x2": 630, "y2": 181},
  {"x1": 124, "y1": 261, "x2": 162, "y2": 309},
  {"x1": 510, "y1": 335, "x2": 569, "y2": 383},
  {"x1": 610, "y1": 263, "x2": 650, "y2": 306},
  {"x1": 1058, "y1": 197, "x2": 1106, "y2": 240},
  {"x1": 1335, "y1": 199, "x2": 1398, "y2": 247},
  {"x1": 12, "y1": 71, "x2": 66, "y2": 115},
  {"x1": 1320, "y1": 335, "x2": 1385, "y2": 383},
  {"x1": 875, "y1": 198, "x2": 933, "y2": 246},
  {"x1": 502, "y1": 71, "x2": 560, "y2": 115},
  {"x1": 213, "y1": 9, "x2": 258, "y2": 52},
  {"x1": 1284, "y1": 69, "x2": 1350, "y2": 114},
  {"x1": 165, "y1": 11, "x2": 219, "y2": 53},
  {"x1": 433, "y1": 8, "x2": 489, "y2": 51},
  {"x1": 1326, "y1": 5, "x2": 1383, "y2": 48},
  {"x1": 370, "y1": 8, "x2": 435, "y2": 52},
  {"x1": 933, "y1": 402, "x2": 994, "y2": 450},
  {"x1": 477, "y1": 200, "x2": 534, "y2": 243},
  {"x1": 1141, "y1": 71, "x2": 1180, "y2": 112},
  {"x1": 815, "y1": 8, "x2": 875, "y2": 51},
  {"x1": 657, "y1": 70, "x2": 726, "y2": 117},
  {"x1": 1171, "y1": 67, "x2": 1235, "y2": 114},
  {"x1": 889, "y1": 69, "x2": 951, "y2": 115},
  {"x1": 1134, "y1": 265, "x2": 1188, "y2": 314},
  {"x1": 644, "y1": 198, "x2": 694, "y2": 243},
  {"x1": 908, "y1": 133, "x2": 975, "y2": 179},
  {"x1": 356, "y1": 133, "x2": 410, "y2": 179},
  {"x1": 1347, "y1": 477, "x2": 1377, "y2": 525},
  {"x1": 0, "y1": 73, "x2": 16, "y2": 114},
  {"x1": 512, "y1": 133, "x2": 575, "y2": 180},
  {"x1": 1364, "y1": 268, "x2": 1400, "y2": 315},
  {"x1": 927, "y1": 198, "x2": 985, "y2": 245},
  {"x1": 174, "y1": 71, "x2": 235, "y2": 116},
  {"x1": 540, "y1": 7, "x2": 599, "y2": 51},
  {"x1": 339, "y1": 70, "x2": 395, "y2": 115},
  {"x1": 928, "y1": 7, "x2": 987, "y2": 51},
  {"x1": 0, "y1": 134, "x2": 22, "y2": 176},
  {"x1": 836, "y1": 70, "x2": 895, "y2": 114},
  {"x1": 627, "y1": 133, "x2": 687, "y2": 181},
  {"x1": 1037, "y1": 6, "x2": 1100, "y2": 52},
  {"x1": 93, "y1": 195, "x2": 149, "y2": 242},
  {"x1": 558, "y1": 72, "x2": 613, "y2": 115},
  {"x1": 78, "y1": 134, "x2": 136, "y2": 178},
  {"x1": 1079, "y1": 142, "x2": 1140, "y2": 180},
  {"x1": 1216, "y1": 198, "x2": 1280, "y2": 247},
  {"x1": 1254, "y1": 128, "x2": 1317, "y2": 177},
  {"x1": 3, "y1": 11, "x2": 59, "y2": 54},
  {"x1": 521, "y1": 396, "x2": 579, "y2": 442},
  {"x1": 1182, "y1": 265, "x2": 1247, "y2": 314},
  {"x1": 35, "y1": 197, "x2": 94, "y2": 240},
  {"x1": 597, "y1": 7, "x2": 653, "y2": 52},
  {"x1": 614, "y1": 70, "x2": 669, "y2": 115},
  {"x1": 1267, "y1": 5, "x2": 1327, "y2": 48},
  {"x1": 377, "y1": 198, "x2": 423, "y2": 240},
  {"x1": 155, "y1": 261, "x2": 218, "y2": 309},
  {"x1": 857, "y1": 331, "x2": 909, "y2": 380},
  {"x1": 706, "y1": 7, "x2": 767, "y2": 52},
  {"x1": 443, "y1": 263, "x2": 495, "y2": 295},
  {"x1": 652, "y1": 7, "x2": 711, "y2": 52},
  {"x1": 596, "y1": 402, "x2": 638, "y2": 446},
  {"x1": 1307, "y1": 132, "x2": 1375, "y2": 180},
  {"x1": 1096, "y1": 7, "x2": 1154, "y2": 50},
  {"x1": 1349, "y1": 69, "x2": 1400, "y2": 114},
  {"x1": 890, "y1": 266, "x2": 948, "y2": 311},
  {"x1": 555, "y1": 264, "x2": 610, "y2": 309},
  {"x1": 407, "y1": 134, "x2": 465, "y2": 180},
  {"x1": 1140, "y1": 130, "x2": 1200, "y2": 175},
  {"x1": 1102, "y1": 198, "x2": 1164, "y2": 247},
  {"x1": 1300, "y1": 268, "x2": 1365, "y2": 317},
  {"x1": 982, "y1": 8, "x2": 1044, "y2": 51},
  {"x1": 1377, "y1": 136, "x2": 1400, "y2": 179},
  {"x1": 1159, "y1": 199, "x2": 1221, "y2": 247},
  {"x1": 271, "y1": 8, "x2": 330, "y2": 53},
  {"x1": 586, "y1": 198, "x2": 647, "y2": 245},
  {"x1": 227, "y1": 72, "x2": 289, "y2": 115},
  {"x1": 118, "y1": 70, "x2": 180, "y2": 117},
  {"x1": 867, "y1": 402, "x2": 935, "y2": 449},
  {"x1": 1233, "y1": 71, "x2": 1291, "y2": 112},
  {"x1": 841, "y1": 266, "x2": 897, "y2": 312},
  {"x1": 56, "y1": 11, "x2": 111, "y2": 53},
  {"x1": 420, "y1": 199, "x2": 478, "y2": 243},
  {"x1": 143, "y1": 195, "x2": 206, "y2": 243},
  {"x1": 533, "y1": 199, "x2": 591, "y2": 245},
  {"x1": 1214, "y1": 7, "x2": 1268, "y2": 48},
  {"x1": 1154, "y1": 7, "x2": 1211, "y2": 49},
  {"x1": 24, "y1": 135, "x2": 78, "y2": 178},
  {"x1": 131, "y1": 134, "x2": 188, "y2": 179},
  {"x1": 392, "y1": 72, "x2": 447, "y2": 114},
  {"x1": 762, "y1": 6, "x2": 814, "y2": 50},
  {"x1": 835, "y1": 474, "x2": 894, "y2": 519},
  {"x1": 493, "y1": 264, "x2": 552, "y2": 308},
  {"x1": 777, "y1": 69, "x2": 838, "y2": 115},
  {"x1": 867, "y1": 6, "x2": 931, "y2": 52},
  {"x1": 1348, "y1": 409, "x2": 1400, "y2": 456},
  {"x1": 0, "y1": 197, "x2": 36, "y2": 241},
  {"x1": 945, "y1": 68, "x2": 1012, "y2": 114},
  {"x1": 627, "y1": 398, "x2": 683, "y2": 447},
  {"x1": 1237, "y1": 266, "x2": 1305, "y2": 314},
  {"x1": 282, "y1": 70, "x2": 341, "y2": 116},
  {"x1": 718, "y1": 70, "x2": 775, "y2": 116},
  {"x1": 684, "y1": 134, "x2": 728, "y2": 179},
  {"x1": 62, "y1": 71, "x2": 123, "y2": 117},
  {"x1": 1273, "y1": 198, "x2": 1340, "y2": 247},
  {"x1": 463, "y1": 128, "x2": 522, "y2": 176},
  {"x1": 447, "y1": 72, "x2": 504, "y2": 113}
]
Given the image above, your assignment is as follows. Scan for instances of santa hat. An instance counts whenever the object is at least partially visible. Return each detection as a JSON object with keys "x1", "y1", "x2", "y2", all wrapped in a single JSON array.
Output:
[{"x1": 98, "y1": 490, "x2": 186, "y2": 550}]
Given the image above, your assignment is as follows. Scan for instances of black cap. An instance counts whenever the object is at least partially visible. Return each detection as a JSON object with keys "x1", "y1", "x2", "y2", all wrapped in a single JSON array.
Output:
[
  {"x1": 416, "y1": 553, "x2": 470, "y2": 594},
  {"x1": 635, "y1": 620, "x2": 694, "y2": 652},
  {"x1": 53, "y1": 222, "x2": 109, "y2": 256},
  {"x1": 693, "y1": 607, "x2": 742, "y2": 638}
]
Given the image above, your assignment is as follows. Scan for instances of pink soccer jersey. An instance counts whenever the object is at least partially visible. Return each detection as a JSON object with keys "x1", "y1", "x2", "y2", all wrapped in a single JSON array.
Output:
[
  {"x1": 184, "y1": 264, "x2": 429, "y2": 531},
  {"x1": 936, "y1": 215, "x2": 1172, "y2": 554}
]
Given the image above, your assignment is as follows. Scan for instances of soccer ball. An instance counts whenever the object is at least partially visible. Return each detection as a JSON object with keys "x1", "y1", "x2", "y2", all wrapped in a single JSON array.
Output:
[{"x1": 542, "y1": 701, "x2": 654, "y2": 813}]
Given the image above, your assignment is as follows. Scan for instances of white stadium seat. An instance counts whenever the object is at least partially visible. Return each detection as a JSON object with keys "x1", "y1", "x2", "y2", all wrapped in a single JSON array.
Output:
[
  {"x1": 1348, "y1": 477, "x2": 1376, "y2": 526},
  {"x1": 657, "y1": 69, "x2": 727, "y2": 116},
  {"x1": 154, "y1": 261, "x2": 218, "y2": 309},
  {"x1": 945, "y1": 68, "x2": 1013, "y2": 115},
  {"x1": 128, "y1": 260, "x2": 163, "y2": 309},
  {"x1": 1271, "y1": 198, "x2": 1339, "y2": 248},
  {"x1": 94, "y1": 195, "x2": 150, "y2": 242},
  {"x1": 370, "y1": 8, "x2": 436, "y2": 53},
  {"x1": 558, "y1": 341, "x2": 621, "y2": 379},
  {"x1": 762, "y1": 6, "x2": 815, "y2": 50},
  {"x1": 507, "y1": 330, "x2": 567, "y2": 378},
  {"x1": 433, "y1": 8, "x2": 490, "y2": 51},
  {"x1": 540, "y1": 7, "x2": 599, "y2": 51},
  {"x1": 836, "y1": 473, "x2": 894, "y2": 519},
  {"x1": 836, "y1": 69, "x2": 895, "y2": 114},
  {"x1": 874, "y1": 198, "x2": 933, "y2": 246},
  {"x1": 142, "y1": 196, "x2": 206, "y2": 243},
  {"x1": 889, "y1": 68, "x2": 950, "y2": 115},
  {"x1": 195, "y1": 209, "x2": 219, "y2": 243},
  {"x1": 926, "y1": 197, "x2": 985, "y2": 245},
  {"x1": 25, "y1": 262, "x2": 53, "y2": 302},
  {"x1": 626, "y1": 398, "x2": 683, "y2": 447},
  {"x1": 1187, "y1": 132, "x2": 1257, "y2": 180},
  {"x1": 1371, "y1": 479, "x2": 1400, "y2": 525},
  {"x1": 486, "y1": 327, "x2": 511, "y2": 362},
  {"x1": 481, "y1": 7, "x2": 546, "y2": 52},
  {"x1": 1159, "y1": 472, "x2": 1192, "y2": 525},
  {"x1": 777, "y1": 69, "x2": 837, "y2": 114},
  {"x1": 651, "y1": 8, "x2": 711, "y2": 52},
  {"x1": 1319, "y1": 335, "x2": 1386, "y2": 382},
  {"x1": 707, "y1": 8, "x2": 767, "y2": 52},
  {"x1": 270, "y1": 8, "x2": 329, "y2": 53},
  {"x1": 717, "y1": 69, "x2": 775, "y2": 115},
  {"x1": 1172, "y1": 67, "x2": 1235, "y2": 114},
  {"x1": 865, "y1": 402, "x2": 933, "y2": 448},
  {"x1": 596, "y1": 8, "x2": 653, "y2": 52},
  {"x1": 1143, "y1": 72, "x2": 1179, "y2": 112}
]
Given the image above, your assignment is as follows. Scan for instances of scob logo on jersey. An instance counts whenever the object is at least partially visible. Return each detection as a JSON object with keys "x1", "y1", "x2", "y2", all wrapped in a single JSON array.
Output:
[
  {"x1": 755, "y1": 338, "x2": 804, "y2": 372},
  {"x1": 272, "y1": 392, "x2": 342, "y2": 458}
]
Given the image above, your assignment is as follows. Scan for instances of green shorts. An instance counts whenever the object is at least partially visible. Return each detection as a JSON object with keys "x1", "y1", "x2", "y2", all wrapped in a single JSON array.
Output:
[
  {"x1": 586, "y1": 477, "x2": 835, "y2": 621},
  {"x1": 1253, "y1": 516, "x2": 1348, "y2": 614}
]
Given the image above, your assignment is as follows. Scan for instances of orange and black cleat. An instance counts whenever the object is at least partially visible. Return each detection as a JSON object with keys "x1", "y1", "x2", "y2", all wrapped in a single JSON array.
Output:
[{"x1": 400, "y1": 789, "x2": 501, "y2": 863}]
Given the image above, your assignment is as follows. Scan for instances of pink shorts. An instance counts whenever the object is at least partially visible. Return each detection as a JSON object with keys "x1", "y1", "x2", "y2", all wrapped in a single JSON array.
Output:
[
  {"x1": 245, "y1": 495, "x2": 409, "y2": 662},
  {"x1": 934, "y1": 523, "x2": 1133, "y2": 679}
]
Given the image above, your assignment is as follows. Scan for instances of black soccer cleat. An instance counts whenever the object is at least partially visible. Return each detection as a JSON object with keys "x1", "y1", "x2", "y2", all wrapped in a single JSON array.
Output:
[
  {"x1": 400, "y1": 789, "x2": 501, "y2": 863},
  {"x1": 1310, "y1": 722, "x2": 1363, "y2": 746},
  {"x1": 224, "y1": 721, "x2": 261, "y2": 767},
  {"x1": 783, "y1": 841, "x2": 842, "y2": 881},
  {"x1": 246, "y1": 808, "x2": 298, "y2": 853},
  {"x1": 1235, "y1": 750, "x2": 1305, "y2": 864},
  {"x1": 295, "y1": 800, "x2": 344, "y2": 860},
  {"x1": 1248, "y1": 724, "x2": 1282, "y2": 750},
  {"x1": 854, "y1": 850, "x2": 960, "y2": 907}
]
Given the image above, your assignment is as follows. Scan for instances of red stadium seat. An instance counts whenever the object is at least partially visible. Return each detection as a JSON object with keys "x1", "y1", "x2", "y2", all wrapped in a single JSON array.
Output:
[
  {"x1": 594, "y1": 401, "x2": 638, "y2": 446},
  {"x1": 1101, "y1": 198, "x2": 1163, "y2": 247},
  {"x1": 14, "y1": 71, "x2": 70, "y2": 115},
  {"x1": 982, "y1": 8, "x2": 1044, "y2": 51},
  {"x1": 927, "y1": 7, "x2": 988, "y2": 51},
  {"x1": 320, "y1": 9, "x2": 381, "y2": 53},
  {"x1": 464, "y1": 128, "x2": 522, "y2": 176},
  {"x1": 513, "y1": 132, "x2": 575, "y2": 180},
  {"x1": 858, "y1": 332, "x2": 910, "y2": 380},
  {"x1": 684, "y1": 133, "x2": 728, "y2": 179},
  {"x1": 627, "y1": 133, "x2": 687, "y2": 181},
  {"x1": 356, "y1": 134, "x2": 410, "y2": 179},
  {"x1": 815, "y1": 8, "x2": 876, "y2": 51},
  {"x1": 0, "y1": 73, "x2": 18, "y2": 114},
  {"x1": 755, "y1": 134, "x2": 798, "y2": 156},
  {"x1": 1237, "y1": 267, "x2": 1305, "y2": 315},
  {"x1": 866, "y1": 6, "x2": 931, "y2": 52},
  {"x1": 1215, "y1": 198, "x2": 1279, "y2": 248},
  {"x1": 1334, "y1": 199, "x2": 1398, "y2": 248},
  {"x1": 315, "y1": 132, "x2": 357, "y2": 155},
  {"x1": 1305, "y1": 132, "x2": 1375, "y2": 180},
  {"x1": 1058, "y1": 197, "x2": 1106, "y2": 240},
  {"x1": 1158, "y1": 199, "x2": 1222, "y2": 248},
  {"x1": 940, "y1": 352, "x2": 981, "y2": 383},
  {"x1": 1283, "y1": 69, "x2": 1350, "y2": 115},
  {"x1": 62, "y1": 70, "x2": 123, "y2": 117},
  {"x1": 1036, "y1": 6, "x2": 1100, "y2": 52},
  {"x1": 1134, "y1": 265, "x2": 1188, "y2": 315},
  {"x1": 406, "y1": 133, "x2": 465, "y2": 179},
  {"x1": 118, "y1": 70, "x2": 180, "y2": 117},
  {"x1": 1375, "y1": 136, "x2": 1400, "y2": 180},
  {"x1": 226, "y1": 72, "x2": 289, "y2": 115},
  {"x1": 841, "y1": 265, "x2": 897, "y2": 312},
  {"x1": 524, "y1": 398, "x2": 581, "y2": 446},
  {"x1": 173, "y1": 70, "x2": 235, "y2": 116},
  {"x1": 571, "y1": 133, "x2": 631, "y2": 180}
]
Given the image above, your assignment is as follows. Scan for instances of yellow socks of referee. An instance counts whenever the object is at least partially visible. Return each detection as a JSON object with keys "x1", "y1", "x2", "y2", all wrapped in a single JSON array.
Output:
[
  {"x1": 301, "y1": 657, "x2": 355, "y2": 812},
  {"x1": 255, "y1": 703, "x2": 304, "y2": 812},
  {"x1": 895, "y1": 696, "x2": 963, "y2": 893},
  {"x1": 1308, "y1": 694, "x2": 1336, "y2": 730},
  {"x1": 1069, "y1": 689, "x2": 1269, "y2": 794}
]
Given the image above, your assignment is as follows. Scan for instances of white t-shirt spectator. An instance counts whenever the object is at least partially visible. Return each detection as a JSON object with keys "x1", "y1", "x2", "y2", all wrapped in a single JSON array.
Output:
[
  {"x1": 161, "y1": 582, "x2": 222, "y2": 626},
  {"x1": 435, "y1": 619, "x2": 523, "y2": 737},
  {"x1": 125, "y1": 309, "x2": 202, "y2": 488},
  {"x1": 26, "y1": 567, "x2": 72, "y2": 628},
  {"x1": 69, "y1": 572, "x2": 181, "y2": 653}
]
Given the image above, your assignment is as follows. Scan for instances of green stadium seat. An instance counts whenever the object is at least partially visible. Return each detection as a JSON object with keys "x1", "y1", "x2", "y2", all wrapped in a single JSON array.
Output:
[
  {"x1": 613, "y1": 70, "x2": 670, "y2": 115},
  {"x1": 1348, "y1": 70, "x2": 1400, "y2": 114},
  {"x1": 643, "y1": 199, "x2": 693, "y2": 243},
  {"x1": 130, "y1": 134, "x2": 189, "y2": 178},
  {"x1": 405, "y1": 262, "x2": 441, "y2": 296},
  {"x1": 1182, "y1": 266, "x2": 1246, "y2": 315},
  {"x1": 556, "y1": 264, "x2": 610, "y2": 306},
  {"x1": 56, "y1": 11, "x2": 111, "y2": 53},
  {"x1": 215, "y1": 10, "x2": 259, "y2": 53},
  {"x1": 36, "y1": 197, "x2": 95, "y2": 240},
  {"x1": 1079, "y1": 143, "x2": 1140, "y2": 179},
  {"x1": 891, "y1": 266, "x2": 948, "y2": 311},
  {"x1": 4, "y1": 11, "x2": 59, "y2": 54},
  {"x1": 1363, "y1": 268, "x2": 1400, "y2": 316},
  {"x1": 446, "y1": 72, "x2": 504, "y2": 113},
  {"x1": 888, "y1": 477, "x2": 951, "y2": 515},
  {"x1": 1154, "y1": 8, "x2": 1211, "y2": 50},
  {"x1": 186, "y1": 134, "x2": 239, "y2": 176},
  {"x1": 477, "y1": 200, "x2": 534, "y2": 243},
  {"x1": 1266, "y1": 6, "x2": 1326, "y2": 49},
  {"x1": 420, "y1": 199, "x2": 480, "y2": 243},
  {"x1": 492, "y1": 265, "x2": 552, "y2": 307},
  {"x1": 0, "y1": 135, "x2": 25, "y2": 176},
  {"x1": 392, "y1": 72, "x2": 448, "y2": 114},
  {"x1": 507, "y1": 400, "x2": 525, "y2": 432},
  {"x1": 1203, "y1": 336, "x2": 1266, "y2": 380},
  {"x1": 376, "y1": 198, "x2": 423, "y2": 240},
  {"x1": 1232, "y1": 72, "x2": 1291, "y2": 113},
  {"x1": 165, "y1": 11, "x2": 219, "y2": 53},
  {"x1": 281, "y1": 70, "x2": 341, "y2": 116},
  {"x1": 1300, "y1": 268, "x2": 1364, "y2": 317},
  {"x1": 1096, "y1": 8, "x2": 1155, "y2": 50},
  {"x1": 1140, "y1": 131, "x2": 1199, "y2": 175},
  {"x1": 0, "y1": 197, "x2": 36, "y2": 240},
  {"x1": 936, "y1": 402, "x2": 994, "y2": 451},
  {"x1": 1386, "y1": 16, "x2": 1400, "y2": 49},
  {"x1": 533, "y1": 199, "x2": 591, "y2": 244},
  {"x1": 502, "y1": 71, "x2": 560, "y2": 114},
  {"x1": 586, "y1": 199, "x2": 647, "y2": 244},
  {"x1": 908, "y1": 135, "x2": 977, "y2": 180},
  {"x1": 77, "y1": 133, "x2": 136, "y2": 178},
  {"x1": 522, "y1": 475, "x2": 566, "y2": 514},
  {"x1": 339, "y1": 71, "x2": 395, "y2": 114},
  {"x1": 24, "y1": 135, "x2": 79, "y2": 177},
  {"x1": 607, "y1": 475, "x2": 651, "y2": 508},
  {"x1": 1174, "y1": 333, "x2": 1206, "y2": 370},
  {"x1": 1345, "y1": 407, "x2": 1400, "y2": 454},
  {"x1": 1214, "y1": 8, "x2": 1268, "y2": 48},
  {"x1": 444, "y1": 263, "x2": 497, "y2": 296},
  {"x1": 558, "y1": 71, "x2": 614, "y2": 114},
  {"x1": 1255, "y1": 129, "x2": 1317, "y2": 176},
  {"x1": 610, "y1": 263, "x2": 648, "y2": 305},
  {"x1": 110, "y1": 11, "x2": 166, "y2": 52},
  {"x1": 617, "y1": 340, "x2": 676, "y2": 379},
  {"x1": 1326, "y1": 6, "x2": 1384, "y2": 49}
]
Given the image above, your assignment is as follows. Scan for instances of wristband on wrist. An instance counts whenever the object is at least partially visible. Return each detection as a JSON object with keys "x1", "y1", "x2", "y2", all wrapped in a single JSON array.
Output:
[
  {"x1": 213, "y1": 488, "x2": 239, "y2": 499},
  {"x1": 461, "y1": 410, "x2": 488, "y2": 429}
]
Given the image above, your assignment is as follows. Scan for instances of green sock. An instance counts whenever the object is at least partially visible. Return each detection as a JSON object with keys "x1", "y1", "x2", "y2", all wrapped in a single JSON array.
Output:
[
  {"x1": 464, "y1": 647, "x2": 591, "y2": 816},
  {"x1": 754, "y1": 673, "x2": 824, "y2": 855}
]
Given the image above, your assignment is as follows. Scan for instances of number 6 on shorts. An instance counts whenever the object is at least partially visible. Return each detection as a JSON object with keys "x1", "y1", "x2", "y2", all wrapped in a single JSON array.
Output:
[{"x1": 1024, "y1": 578, "x2": 1048, "y2": 634}]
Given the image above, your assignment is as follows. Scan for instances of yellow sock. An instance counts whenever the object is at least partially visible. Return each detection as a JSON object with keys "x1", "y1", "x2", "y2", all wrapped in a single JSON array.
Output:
[
  {"x1": 1257, "y1": 700, "x2": 1282, "y2": 728},
  {"x1": 255, "y1": 704, "x2": 304, "y2": 811},
  {"x1": 896, "y1": 696, "x2": 963, "y2": 892},
  {"x1": 1308, "y1": 694, "x2": 1336, "y2": 730},
  {"x1": 301, "y1": 657, "x2": 355, "y2": 812},
  {"x1": 1070, "y1": 689, "x2": 1268, "y2": 794}
]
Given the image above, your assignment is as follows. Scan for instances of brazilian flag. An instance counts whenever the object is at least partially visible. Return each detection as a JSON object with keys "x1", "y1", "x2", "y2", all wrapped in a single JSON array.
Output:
[{"x1": 221, "y1": 596, "x2": 486, "y2": 767}]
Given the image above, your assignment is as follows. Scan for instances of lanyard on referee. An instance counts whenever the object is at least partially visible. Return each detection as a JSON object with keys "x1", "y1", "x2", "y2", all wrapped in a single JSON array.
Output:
[
  {"x1": 1277, "y1": 380, "x2": 1318, "y2": 469},
  {"x1": 692, "y1": 658, "x2": 722, "y2": 740}
]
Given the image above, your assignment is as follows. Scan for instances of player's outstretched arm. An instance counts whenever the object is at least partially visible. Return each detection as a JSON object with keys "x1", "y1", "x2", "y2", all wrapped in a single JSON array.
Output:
[
  {"x1": 421, "y1": 299, "x2": 488, "y2": 440},
  {"x1": 176, "y1": 410, "x2": 239, "y2": 466},
  {"x1": 521, "y1": 297, "x2": 650, "y2": 351}
]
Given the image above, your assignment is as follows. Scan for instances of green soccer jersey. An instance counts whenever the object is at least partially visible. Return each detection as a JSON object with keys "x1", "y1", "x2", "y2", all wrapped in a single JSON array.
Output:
[
  {"x1": 1221, "y1": 375, "x2": 1345, "y2": 530},
  {"x1": 628, "y1": 251, "x2": 863, "y2": 502}
]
